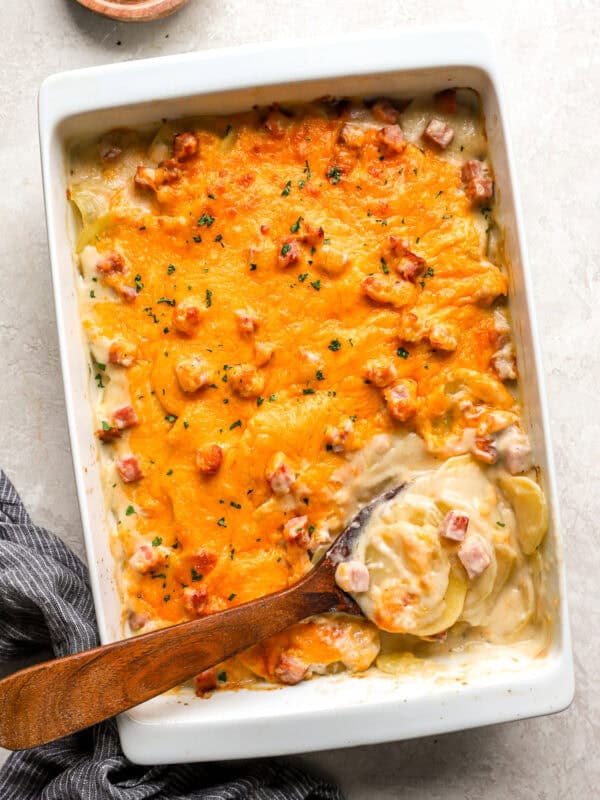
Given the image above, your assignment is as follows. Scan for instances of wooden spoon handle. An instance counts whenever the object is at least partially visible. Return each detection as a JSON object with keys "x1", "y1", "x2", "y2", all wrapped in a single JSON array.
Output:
[{"x1": 0, "y1": 564, "x2": 350, "y2": 750}]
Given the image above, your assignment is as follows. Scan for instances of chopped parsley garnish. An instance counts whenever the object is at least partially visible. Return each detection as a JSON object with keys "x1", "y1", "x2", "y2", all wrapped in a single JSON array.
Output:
[
  {"x1": 193, "y1": 235, "x2": 202, "y2": 243},
  {"x1": 326, "y1": 167, "x2": 341, "y2": 185},
  {"x1": 315, "y1": 370, "x2": 324, "y2": 381},
  {"x1": 268, "y1": 394, "x2": 276, "y2": 402},
  {"x1": 380, "y1": 257, "x2": 389, "y2": 274},
  {"x1": 205, "y1": 289, "x2": 212, "y2": 308},
  {"x1": 101, "y1": 421, "x2": 111, "y2": 431},
  {"x1": 96, "y1": 362, "x2": 106, "y2": 371},
  {"x1": 157, "y1": 297, "x2": 175, "y2": 306},
  {"x1": 229, "y1": 419, "x2": 242, "y2": 430},
  {"x1": 298, "y1": 272, "x2": 308, "y2": 282},
  {"x1": 435, "y1": 190, "x2": 444, "y2": 198},
  {"x1": 95, "y1": 374, "x2": 104, "y2": 389},
  {"x1": 496, "y1": 521, "x2": 506, "y2": 528},
  {"x1": 230, "y1": 501, "x2": 241, "y2": 509},
  {"x1": 163, "y1": 327, "x2": 170, "y2": 334},
  {"x1": 229, "y1": 548, "x2": 235, "y2": 559},
  {"x1": 165, "y1": 414, "x2": 178, "y2": 423},
  {"x1": 152, "y1": 536, "x2": 163, "y2": 547},
  {"x1": 134, "y1": 274, "x2": 144, "y2": 292},
  {"x1": 310, "y1": 279, "x2": 321, "y2": 291},
  {"x1": 197, "y1": 213, "x2": 215, "y2": 227},
  {"x1": 217, "y1": 670, "x2": 227, "y2": 682},
  {"x1": 303, "y1": 160, "x2": 311, "y2": 180},
  {"x1": 166, "y1": 469, "x2": 173, "y2": 476},
  {"x1": 257, "y1": 396, "x2": 264, "y2": 406},
  {"x1": 303, "y1": 388, "x2": 315, "y2": 395},
  {"x1": 328, "y1": 339, "x2": 342, "y2": 351},
  {"x1": 228, "y1": 593, "x2": 236, "y2": 601},
  {"x1": 191, "y1": 568, "x2": 203, "y2": 582},
  {"x1": 290, "y1": 216, "x2": 303, "y2": 233},
  {"x1": 424, "y1": 267, "x2": 435, "y2": 279},
  {"x1": 207, "y1": 192, "x2": 217, "y2": 200},
  {"x1": 217, "y1": 517, "x2": 227, "y2": 527},
  {"x1": 89, "y1": 290, "x2": 95, "y2": 298},
  {"x1": 397, "y1": 347, "x2": 409, "y2": 359},
  {"x1": 163, "y1": 595, "x2": 171, "y2": 602},
  {"x1": 125, "y1": 505, "x2": 136, "y2": 516},
  {"x1": 214, "y1": 233, "x2": 224, "y2": 246},
  {"x1": 167, "y1": 264, "x2": 176, "y2": 275},
  {"x1": 281, "y1": 180, "x2": 292, "y2": 197},
  {"x1": 183, "y1": 420, "x2": 189, "y2": 429},
  {"x1": 250, "y1": 263, "x2": 257, "y2": 271},
  {"x1": 280, "y1": 243, "x2": 291, "y2": 257}
]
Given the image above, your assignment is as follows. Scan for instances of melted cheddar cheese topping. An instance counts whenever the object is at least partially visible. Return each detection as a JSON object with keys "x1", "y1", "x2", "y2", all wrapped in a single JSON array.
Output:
[{"x1": 68, "y1": 91, "x2": 546, "y2": 692}]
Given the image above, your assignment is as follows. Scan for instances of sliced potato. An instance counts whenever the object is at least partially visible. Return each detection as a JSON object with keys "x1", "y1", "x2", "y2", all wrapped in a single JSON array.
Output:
[
  {"x1": 416, "y1": 572, "x2": 468, "y2": 637},
  {"x1": 499, "y1": 475, "x2": 548, "y2": 554},
  {"x1": 376, "y1": 651, "x2": 425, "y2": 675}
]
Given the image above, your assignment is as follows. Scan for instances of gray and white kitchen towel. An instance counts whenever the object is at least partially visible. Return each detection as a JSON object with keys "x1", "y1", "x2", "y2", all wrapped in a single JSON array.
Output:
[{"x1": 0, "y1": 470, "x2": 344, "y2": 800}]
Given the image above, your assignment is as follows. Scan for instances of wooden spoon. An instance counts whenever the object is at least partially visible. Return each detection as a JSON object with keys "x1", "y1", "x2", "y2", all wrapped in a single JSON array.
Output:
[
  {"x1": 0, "y1": 485, "x2": 404, "y2": 751},
  {"x1": 74, "y1": 0, "x2": 190, "y2": 22}
]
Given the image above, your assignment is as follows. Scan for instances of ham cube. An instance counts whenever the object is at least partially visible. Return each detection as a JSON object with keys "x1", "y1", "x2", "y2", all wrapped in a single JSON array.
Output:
[
  {"x1": 384, "y1": 379, "x2": 418, "y2": 422},
  {"x1": 439, "y1": 510, "x2": 469, "y2": 542},
  {"x1": 377, "y1": 124, "x2": 406, "y2": 154},
  {"x1": 278, "y1": 239, "x2": 300, "y2": 268},
  {"x1": 371, "y1": 97, "x2": 400, "y2": 124},
  {"x1": 283, "y1": 515, "x2": 310, "y2": 548},
  {"x1": 274, "y1": 653, "x2": 309, "y2": 685},
  {"x1": 96, "y1": 252, "x2": 126, "y2": 274},
  {"x1": 423, "y1": 118, "x2": 454, "y2": 149},
  {"x1": 183, "y1": 586, "x2": 208, "y2": 616},
  {"x1": 266, "y1": 452, "x2": 296, "y2": 495},
  {"x1": 113, "y1": 405, "x2": 138, "y2": 430},
  {"x1": 459, "y1": 535, "x2": 491, "y2": 579},
  {"x1": 461, "y1": 160, "x2": 493, "y2": 203},
  {"x1": 109, "y1": 339, "x2": 137, "y2": 368},
  {"x1": 129, "y1": 543, "x2": 169, "y2": 574},
  {"x1": 335, "y1": 560, "x2": 370, "y2": 593},
  {"x1": 116, "y1": 455, "x2": 143, "y2": 483},
  {"x1": 195, "y1": 444, "x2": 223, "y2": 475},
  {"x1": 324, "y1": 419, "x2": 354, "y2": 453},
  {"x1": 127, "y1": 610, "x2": 149, "y2": 632},
  {"x1": 172, "y1": 297, "x2": 204, "y2": 336},
  {"x1": 173, "y1": 131, "x2": 199, "y2": 161}
]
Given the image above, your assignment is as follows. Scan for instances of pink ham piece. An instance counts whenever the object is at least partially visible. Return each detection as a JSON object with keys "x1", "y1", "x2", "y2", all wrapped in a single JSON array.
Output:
[
  {"x1": 439, "y1": 510, "x2": 469, "y2": 542},
  {"x1": 283, "y1": 516, "x2": 310, "y2": 548},
  {"x1": 458, "y1": 535, "x2": 491, "y2": 579},
  {"x1": 183, "y1": 586, "x2": 208, "y2": 616},
  {"x1": 113, "y1": 405, "x2": 138, "y2": 430},
  {"x1": 377, "y1": 124, "x2": 406, "y2": 154},
  {"x1": 371, "y1": 97, "x2": 400, "y2": 124},
  {"x1": 335, "y1": 560, "x2": 370, "y2": 593},
  {"x1": 173, "y1": 131, "x2": 199, "y2": 161},
  {"x1": 461, "y1": 160, "x2": 493, "y2": 203},
  {"x1": 423, "y1": 118, "x2": 454, "y2": 149},
  {"x1": 266, "y1": 454, "x2": 296, "y2": 495},
  {"x1": 129, "y1": 543, "x2": 169, "y2": 575},
  {"x1": 277, "y1": 239, "x2": 300, "y2": 268},
  {"x1": 116, "y1": 455, "x2": 143, "y2": 483},
  {"x1": 274, "y1": 653, "x2": 309, "y2": 685}
]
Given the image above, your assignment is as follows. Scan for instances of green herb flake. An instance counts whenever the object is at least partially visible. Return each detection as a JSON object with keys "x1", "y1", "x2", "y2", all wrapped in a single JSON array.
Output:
[
  {"x1": 167, "y1": 264, "x2": 176, "y2": 275},
  {"x1": 89, "y1": 289, "x2": 95, "y2": 298},
  {"x1": 290, "y1": 216, "x2": 303, "y2": 233},
  {"x1": 303, "y1": 388, "x2": 315, "y2": 395},
  {"x1": 152, "y1": 536, "x2": 163, "y2": 547},
  {"x1": 230, "y1": 501, "x2": 241, "y2": 509},
  {"x1": 95, "y1": 374, "x2": 104, "y2": 389},
  {"x1": 217, "y1": 670, "x2": 227, "y2": 682},
  {"x1": 229, "y1": 547, "x2": 235, "y2": 560},
  {"x1": 328, "y1": 339, "x2": 342, "y2": 352},
  {"x1": 298, "y1": 272, "x2": 308, "y2": 282},
  {"x1": 165, "y1": 414, "x2": 178, "y2": 423},
  {"x1": 281, "y1": 180, "x2": 292, "y2": 197},
  {"x1": 327, "y1": 167, "x2": 341, "y2": 185},
  {"x1": 163, "y1": 595, "x2": 171, "y2": 602},
  {"x1": 310, "y1": 279, "x2": 321, "y2": 291},
  {"x1": 268, "y1": 394, "x2": 276, "y2": 402},
  {"x1": 166, "y1": 469, "x2": 173, "y2": 476},
  {"x1": 397, "y1": 347, "x2": 409, "y2": 359},
  {"x1": 214, "y1": 233, "x2": 224, "y2": 247},
  {"x1": 191, "y1": 568, "x2": 203, "y2": 582},
  {"x1": 101, "y1": 421, "x2": 110, "y2": 431},
  {"x1": 229, "y1": 419, "x2": 242, "y2": 430},
  {"x1": 205, "y1": 289, "x2": 212, "y2": 308},
  {"x1": 228, "y1": 593, "x2": 236, "y2": 601},
  {"x1": 208, "y1": 192, "x2": 217, "y2": 200},
  {"x1": 303, "y1": 160, "x2": 312, "y2": 180},
  {"x1": 280, "y1": 243, "x2": 291, "y2": 257},
  {"x1": 315, "y1": 370, "x2": 324, "y2": 381},
  {"x1": 496, "y1": 521, "x2": 506, "y2": 528},
  {"x1": 197, "y1": 213, "x2": 215, "y2": 228},
  {"x1": 193, "y1": 235, "x2": 202, "y2": 243},
  {"x1": 125, "y1": 505, "x2": 136, "y2": 516},
  {"x1": 134, "y1": 274, "x2": 144, "y2": 292},
  {"x1": 249, "y1": 263, "x2": 257, "y2": 271},
  {"x1": 157, "y1": 297, "x2": 175, "y2": 306}
]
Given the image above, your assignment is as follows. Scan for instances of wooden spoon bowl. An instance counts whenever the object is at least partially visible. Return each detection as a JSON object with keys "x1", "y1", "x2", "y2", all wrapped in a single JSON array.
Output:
[
  {"x1": 0, "y1": 485, "x2": 405, "y2": 751},
  {"x1": 74, "y1": 0, "x2": 190, "y2": 22}
]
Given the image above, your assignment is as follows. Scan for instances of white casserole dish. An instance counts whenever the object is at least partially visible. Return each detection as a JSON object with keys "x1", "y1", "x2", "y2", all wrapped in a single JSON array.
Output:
[{"x1": 38, "y1": 27, "x2": 574, "y2": 765}]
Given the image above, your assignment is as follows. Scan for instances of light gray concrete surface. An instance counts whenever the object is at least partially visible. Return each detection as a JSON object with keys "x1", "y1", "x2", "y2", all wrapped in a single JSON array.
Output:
[{"x1": 0, "y1": 0, "x2": 598, "y2": 796}]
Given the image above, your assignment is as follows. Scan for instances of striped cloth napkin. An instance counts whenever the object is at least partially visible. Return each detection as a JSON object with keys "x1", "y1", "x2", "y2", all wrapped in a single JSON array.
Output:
[{"x1": 0, "y1": 470, "x2": 344, "y2": 800}]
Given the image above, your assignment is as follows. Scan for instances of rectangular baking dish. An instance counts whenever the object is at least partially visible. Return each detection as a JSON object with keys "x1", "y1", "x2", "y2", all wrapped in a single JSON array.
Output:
[{"x1": 38, "y1": 27, "x2": 574, "y2": 765}]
